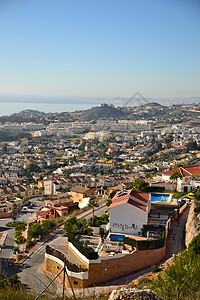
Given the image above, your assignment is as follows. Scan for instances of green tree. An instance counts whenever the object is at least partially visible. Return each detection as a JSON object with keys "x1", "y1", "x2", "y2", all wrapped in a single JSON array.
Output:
[
  {"x1": 170, "y1": 171, "x2": 182, "y2": 192},
  {"x1": 28, "y1": 223, "x2": 43, "y2": 240},
  {"x1": 187, "y1": 139, "x2": 198, "y2": 151},
  {"x1": 109, "y1": 190, "x2": 118, "y2": 199},
  {"x1": 106, "y1": 198, "x2": 113, "y2": 207},
  {"x1": 131, "y1": 179, "x2": 149, "y2": 192},
  {"x1": 88, "y1": 199, "x2": 99, "y2": 225}
]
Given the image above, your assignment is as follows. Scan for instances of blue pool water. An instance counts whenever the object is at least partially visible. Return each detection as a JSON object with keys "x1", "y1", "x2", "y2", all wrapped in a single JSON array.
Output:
[
  {"x1": 109, "y1": 234, "x2": 125, "y2": 242},
  {"x1": 151, "y1": 193, "x2": 170, "y2": 203}
]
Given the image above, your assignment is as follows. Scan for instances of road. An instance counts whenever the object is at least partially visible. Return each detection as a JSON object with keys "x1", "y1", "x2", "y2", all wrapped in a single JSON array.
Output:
[
  {"x1": 1, "y1": 204, "x2": 107, "y2": 295},
  {"x1": 169, "y1": 208, "x2": 189, "y2": 257},
  {"x1": 0, "y1": 197, "x2": 44, "y2": 276}
]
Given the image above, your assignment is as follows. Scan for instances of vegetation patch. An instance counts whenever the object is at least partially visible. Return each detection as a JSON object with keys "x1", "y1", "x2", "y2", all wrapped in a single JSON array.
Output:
[
  {"x1": 88, "y1": 213, "x2": 109, "y2": 227},
  {"x1": 28, "y1": 219, "x2": 57, "y2": 241},
  {"x1": 64, "y1": 217, "x2": 98, "y2": 259},
  {"x1": 5, "y1": 221, "x2": 27, "y2": 228},
  {"x1": 124, "y1": 231, "x2": 165, "y2": 251},
  {"x1": 138, "y1": 234, "x2": 200, "y2": 300}
]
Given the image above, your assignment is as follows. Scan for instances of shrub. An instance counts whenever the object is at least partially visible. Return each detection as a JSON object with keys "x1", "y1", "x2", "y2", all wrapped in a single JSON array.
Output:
[
  {"x1": 124, "y1": 231, "x2": 165, "y2": 250},
  {"x1": 194, "y1": 206, "x2": 200, "y2": 215},
  {"x1": 148, "y1": 250, "x2": 200, "y2": 300},
  {"x1": 188, "y1": 233, "x2": 200, "y2": 255},
  {"x1": 5, "y1": 221, "x2": 27, "y2": 228},
  {"x1": 151, "y1": 265, "x2": 162, "y2": 273},
  {"x1": 28, "y1": 223, "x2": 43, "y2": 240}
]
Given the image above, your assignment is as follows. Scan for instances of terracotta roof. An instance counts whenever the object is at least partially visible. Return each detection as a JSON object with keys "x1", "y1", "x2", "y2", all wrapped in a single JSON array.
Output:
[
  {"x1": 109, "y1": 197, "x2": 147, "y2": 212},
  {"x1": 70, "y1": 186, "x2": 90, "y2": 193},
  {"x1": 109, "y1": 189, "x2": 150, "y2": 212},
  {"x1": 162, "y1": 164, "x2": 200, "y2": 177},
  {"x1": 130, "y1": 190, "x2": 150, "y2": 203}
]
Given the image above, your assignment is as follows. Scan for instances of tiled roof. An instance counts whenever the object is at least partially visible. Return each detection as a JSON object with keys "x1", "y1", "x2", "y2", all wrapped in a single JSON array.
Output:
[
  {"x1": 162, "y1": 164, "x2": 200, "y2": 177},
  {"x1": 109, "y1": 189, "x2": 150, "y2": 212},
  {"x1": 71, "y1": 186, "x2": 90, "y2": 193}
]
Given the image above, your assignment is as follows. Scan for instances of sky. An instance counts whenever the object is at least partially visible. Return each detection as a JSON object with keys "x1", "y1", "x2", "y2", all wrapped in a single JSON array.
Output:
[{"x1": 0, "y1": 0, "x2": 200, "y2": 101}]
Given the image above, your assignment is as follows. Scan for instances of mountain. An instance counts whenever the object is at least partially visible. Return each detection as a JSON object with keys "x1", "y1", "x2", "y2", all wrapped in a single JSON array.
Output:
[
  {"x1": 79, "y1": 103, "x2": 125, "y2": 121},
  {"x1": 14, "y1": 109, "x2": 45, "y2": 117}
]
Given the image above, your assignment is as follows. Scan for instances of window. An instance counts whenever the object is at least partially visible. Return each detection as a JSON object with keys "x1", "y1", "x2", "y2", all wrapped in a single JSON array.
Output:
[{"x1": 74, "y1": 281, "x2": 78, "y2": 285}]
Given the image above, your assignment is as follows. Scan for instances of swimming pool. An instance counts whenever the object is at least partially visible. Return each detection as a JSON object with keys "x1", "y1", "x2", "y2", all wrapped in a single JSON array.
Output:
[
  {"x1": 151, "y1": 193, "x2": 170, "y2": 203},
  {"x1": 109, "y1": 234, "x2": 125, "y2": 242}
]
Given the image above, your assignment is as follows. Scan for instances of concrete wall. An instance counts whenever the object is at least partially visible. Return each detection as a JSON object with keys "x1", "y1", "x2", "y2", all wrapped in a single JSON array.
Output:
[
  {"x1": 45, "y1": 242, "x2": 166, "y2": 288},
  {"x1": 99, "y1": 246, "x2": 166, "y2": 283},
  {"x1": 45, "y1": 256, "x2": 88, "y2": 288}
]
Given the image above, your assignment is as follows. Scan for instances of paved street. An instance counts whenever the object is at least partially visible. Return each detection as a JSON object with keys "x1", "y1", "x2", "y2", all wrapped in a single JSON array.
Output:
[
  {"x1": 0, "y1": 203, "x2": 107, "y2": 295},
  {"x1": 169, "y1": 208, "x2": 189, "y2": 257},
  {"x1": 0, "y1": 198, "x2": 44, "y2": 276}
]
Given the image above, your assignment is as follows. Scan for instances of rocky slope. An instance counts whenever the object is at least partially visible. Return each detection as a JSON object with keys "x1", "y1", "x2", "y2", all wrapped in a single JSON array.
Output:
[
  {"x1": 108, "y1": 287, "x2": 162, "y2": 300},
  {"x1": 185, "y1": 202, "x2": 200, "y2": 247}
]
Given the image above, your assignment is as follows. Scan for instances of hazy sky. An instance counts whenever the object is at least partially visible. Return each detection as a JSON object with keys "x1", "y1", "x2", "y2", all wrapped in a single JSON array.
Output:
[{"x1": 0, "y1": 0, "x2": 199, "y2": 99}]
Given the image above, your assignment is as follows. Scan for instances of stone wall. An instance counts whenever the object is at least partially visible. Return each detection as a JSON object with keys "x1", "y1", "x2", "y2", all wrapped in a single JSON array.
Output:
[
  {"x1": 45, "y1": 243, "x2": 166, "y2": 288},
  {"x1": 185, "y1": 202, "x2": 200, "y2": 247}
]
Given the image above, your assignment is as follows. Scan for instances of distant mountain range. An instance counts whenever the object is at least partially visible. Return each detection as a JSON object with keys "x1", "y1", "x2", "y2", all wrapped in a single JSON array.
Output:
[{"x1": 0, "y1": 100, "x2": 200, "y2": 124}]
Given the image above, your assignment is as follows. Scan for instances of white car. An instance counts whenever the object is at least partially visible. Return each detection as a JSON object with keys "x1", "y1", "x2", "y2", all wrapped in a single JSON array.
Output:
[{"x1": 22, "y1": 206, "x2": 29, "y2": 212}]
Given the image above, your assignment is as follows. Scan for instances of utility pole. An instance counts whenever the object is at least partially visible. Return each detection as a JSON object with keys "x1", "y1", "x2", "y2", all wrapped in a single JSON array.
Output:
[{"x1": 62, "y1": 259, "x2": 66, "y2": 300}]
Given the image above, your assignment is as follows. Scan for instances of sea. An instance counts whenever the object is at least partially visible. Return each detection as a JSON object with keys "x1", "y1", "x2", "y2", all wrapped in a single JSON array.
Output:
[
  {"x1": 0, "y1": 95, "x2": 199, "y2": 116},
  {"x1": 0, "y1": 102, "x2": 96, "y2": 116},
  {"x1": 0, "y1": 97, "x2": 102, "y2": 116}
]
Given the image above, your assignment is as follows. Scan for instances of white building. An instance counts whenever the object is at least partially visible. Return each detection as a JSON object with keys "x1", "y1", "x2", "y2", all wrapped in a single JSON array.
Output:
[
  {"x1": 43, "y1": 180, "x2": 56, "y2": 195},
  {"x1": 23, "y1": 123, "x2": 45, "y2": 131},
  {"x1": 109, "y1": 189, "x2": 151, "y2": 236},
  {"x1": 161, "y1": 165, "x2": 200, "y2": 193},
  {"x1": 84, "y1": 131, "x2": 111, "y2": 141}
]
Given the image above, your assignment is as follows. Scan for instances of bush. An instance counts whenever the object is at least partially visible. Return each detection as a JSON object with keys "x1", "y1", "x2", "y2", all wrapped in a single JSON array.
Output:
[
  {"x1": 0, "y1": 275, "x2": 22, "y2": 289},
  {"x1": 151, "y1": 265, "x2": 162, "y2": 273},
  {"x1": 41, "y1": 219, "x2": 56, "y2": 235},
  {"x1": 147, "y1": 249, "x2": 200, "y2": 300},
  {"x1": 5, "y1": 221, "x2": 27, "y2": 228},
  {"x1": 124, "y1": 231, "x2": 165, "y2": 250},
  {"x1": 194, "y1": 206, "x2": 200, "y2": 215},
  {"x1": 28, "y1": 223, "x2": 43, "y2": 240},
  {"x1": 70, "y1": 238, "x2": 98, "y2": 260},
  {"x1": 64, "y1": 217, "x2": 93, "y2": 239},
  {"x1": 188, "y1": 233, "x2": 200, "y2": 255}
]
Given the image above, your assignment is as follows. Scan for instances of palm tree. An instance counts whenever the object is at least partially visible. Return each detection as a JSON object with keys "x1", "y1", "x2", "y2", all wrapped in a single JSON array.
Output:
[
  {"x1": 170, "y1": 171, "x2": 182, "y2": 192},
  {"x1": 88, "y1": 199, "x2": 98, "y2": 225}
]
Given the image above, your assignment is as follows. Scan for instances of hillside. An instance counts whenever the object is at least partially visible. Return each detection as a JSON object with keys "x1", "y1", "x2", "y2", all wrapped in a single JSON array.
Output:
[
  {"x1": 79, "y1": 103, "x2": 125, "y2": 121},
  {"x1": 14, "y1": 109, "x2": 45, "y2": 117},
  {"x1": 141, "y1": 102, "x2": 165, "y2": 109}
]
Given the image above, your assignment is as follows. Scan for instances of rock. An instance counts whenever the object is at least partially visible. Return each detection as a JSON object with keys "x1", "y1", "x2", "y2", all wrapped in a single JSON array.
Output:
[
  {"x1": 185, "y1": 202, "x2": 200, "y2": 247},
  {"x1": 108, "y1": 287, "x2": 163, "y2": 300}
]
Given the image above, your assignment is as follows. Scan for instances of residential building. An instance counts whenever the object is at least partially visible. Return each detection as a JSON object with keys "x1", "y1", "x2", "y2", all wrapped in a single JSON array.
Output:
[{"x1": 109, "y1": 189, "x2": 151, "y2": 236}]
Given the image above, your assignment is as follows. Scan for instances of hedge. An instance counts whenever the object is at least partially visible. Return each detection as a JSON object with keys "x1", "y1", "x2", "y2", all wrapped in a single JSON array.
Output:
[
  {"x1": 69, "y1": 238, "x2": 98, "y2": 260},
  {"x1": 124, "y1": 231, "x2": 165, "y2": 250}
]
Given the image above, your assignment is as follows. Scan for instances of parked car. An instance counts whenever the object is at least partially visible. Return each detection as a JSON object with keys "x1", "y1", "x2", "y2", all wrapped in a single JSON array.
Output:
[
  {"x1": 22, "y1": 206, "x2": 28, "y2": 212},
  {"x1": 8, "y1": 257, "x2": 15, "y2": 267}
]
